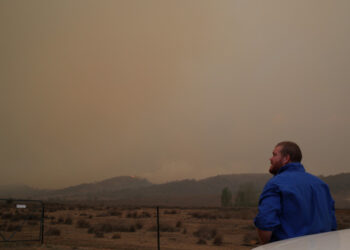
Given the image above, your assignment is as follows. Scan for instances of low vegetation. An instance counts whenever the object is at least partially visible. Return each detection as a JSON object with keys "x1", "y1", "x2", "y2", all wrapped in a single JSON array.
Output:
[
  {"x1": 6, "y1": 224, "x2": 22, "y2": 232},
  {"x1": 149, "y1": 222, "x2": 178, "y2": 232},
  {"x1": 45, "y1": 227, "x2": 61, "y2": 236},
  {"x1": 193, "y1": 225, "x2": 218, "y2": 240},
  {"x1": 76, "y1": 219, "x2": 90, "y2": 228},
  {"x1": 88, "y1": 222, "x2": 138, "y2": 233},
  {"x1": 0, "y1": 203, "x2": 348, "y2": 250},
  {"x1": 189, "y1": 211, "x2": 218, "y2": 220}
]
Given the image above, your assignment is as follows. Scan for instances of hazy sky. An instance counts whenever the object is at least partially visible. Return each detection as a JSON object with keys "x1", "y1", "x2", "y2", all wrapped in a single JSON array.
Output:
[{"x1": 1, "y1": 0, "x2": 349, "y2": 189}]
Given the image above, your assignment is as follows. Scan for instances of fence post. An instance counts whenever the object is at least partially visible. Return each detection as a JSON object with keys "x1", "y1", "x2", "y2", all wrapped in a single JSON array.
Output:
[
  {"x1": 157, "y1": 206, "x2": 160, "y2": 250},
  {"x1": 40, "y1": 202, "x2": 45, "y2": 244},
  {"x1": 0, "y1": 199, "x2": 44, "y2": 243}
]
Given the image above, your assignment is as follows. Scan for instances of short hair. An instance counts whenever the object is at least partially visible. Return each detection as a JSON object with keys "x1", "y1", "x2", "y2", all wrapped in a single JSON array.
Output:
[{"x1": 276, "y1": 141, "x2": 302, "y2": 162}]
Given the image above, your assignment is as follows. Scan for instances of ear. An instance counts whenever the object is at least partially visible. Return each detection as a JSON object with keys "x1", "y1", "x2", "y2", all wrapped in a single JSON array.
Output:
[{"x1": 283, "y1": 154, "x2": 291, "y2": 164}]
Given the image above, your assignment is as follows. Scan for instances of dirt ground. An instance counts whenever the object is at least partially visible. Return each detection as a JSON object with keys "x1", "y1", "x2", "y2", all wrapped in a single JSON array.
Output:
[{"x1": 1, "y1": 204, "x2": 350, "y2": 250}]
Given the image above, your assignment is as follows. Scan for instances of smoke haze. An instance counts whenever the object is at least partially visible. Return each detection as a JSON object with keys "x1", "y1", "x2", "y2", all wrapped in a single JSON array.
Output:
[{"x1": 1, "y1": 0, "x2": 349, "y2": 188}]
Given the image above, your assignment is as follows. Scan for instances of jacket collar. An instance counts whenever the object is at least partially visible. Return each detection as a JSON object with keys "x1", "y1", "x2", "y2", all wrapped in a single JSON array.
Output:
[{"x1": 277, "y1": 162, "x2": 305, "y2": 175}]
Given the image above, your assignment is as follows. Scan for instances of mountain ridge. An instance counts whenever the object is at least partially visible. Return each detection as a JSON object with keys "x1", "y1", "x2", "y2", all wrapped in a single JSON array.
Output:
[{"x1": 1, "y1": 173, "x2": 349, "y2": 207}]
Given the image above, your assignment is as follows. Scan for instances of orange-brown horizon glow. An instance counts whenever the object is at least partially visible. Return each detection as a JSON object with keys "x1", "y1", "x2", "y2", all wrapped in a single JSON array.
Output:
[{"x1": 1, "y1": 0, "x2": 349, "y2": 189}]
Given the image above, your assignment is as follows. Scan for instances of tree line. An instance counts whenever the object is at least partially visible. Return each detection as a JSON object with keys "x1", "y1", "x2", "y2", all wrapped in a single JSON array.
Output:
[{"x1": 221, "y1": 183, "x2": 259, "y2": 207}]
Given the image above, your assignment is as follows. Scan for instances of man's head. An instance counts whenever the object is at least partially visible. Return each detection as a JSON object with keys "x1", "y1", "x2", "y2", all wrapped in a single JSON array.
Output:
[{"x1": 269, "y1": 141, "x2": 302, "y2": 175}]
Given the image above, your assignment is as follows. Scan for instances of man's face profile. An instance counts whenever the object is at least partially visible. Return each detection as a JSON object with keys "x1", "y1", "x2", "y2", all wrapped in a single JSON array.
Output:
[{"x1": 269, "y1": 145, "x2": 288, "y2": 175}]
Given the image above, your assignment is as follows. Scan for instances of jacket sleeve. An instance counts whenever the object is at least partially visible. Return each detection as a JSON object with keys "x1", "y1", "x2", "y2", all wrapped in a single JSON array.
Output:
[{"x1": 254, "y1": 182, "x2": 281, "y2": 231}]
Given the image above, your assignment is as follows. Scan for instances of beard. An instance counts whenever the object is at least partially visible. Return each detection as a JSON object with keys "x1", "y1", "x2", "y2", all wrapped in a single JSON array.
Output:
[
  {"x1": 269, "y1": 165, "x2": 278, "y2": 175},
  {"x1": 269, "y1": 160, "x2": 284, "y2": 175}
]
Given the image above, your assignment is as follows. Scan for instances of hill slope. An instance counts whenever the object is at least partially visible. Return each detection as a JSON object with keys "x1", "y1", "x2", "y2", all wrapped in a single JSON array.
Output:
[{"x1": 1, "y1": 173, "x2": 349, "y2": 207}]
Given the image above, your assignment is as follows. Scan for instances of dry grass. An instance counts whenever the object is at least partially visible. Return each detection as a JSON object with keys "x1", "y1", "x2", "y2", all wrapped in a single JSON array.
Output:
[
  {"x1": 45, "y1": 227, "x2": 61, "y2": 236},
  {"x1": 336, "y1": 209, "x2": 350, "y2": 230},
  {"x1": 242, "y1": 230, "x2": 259, "y2": 247},
  {"x1": 193, "y1": 225, "x2": 218, "y2": 240},
  {"x1": 76, "y1": 219, "x2": 90, "y2": 228},
  {"x1": 0, "y1": 204, "x2": 348, "y2": 250}
]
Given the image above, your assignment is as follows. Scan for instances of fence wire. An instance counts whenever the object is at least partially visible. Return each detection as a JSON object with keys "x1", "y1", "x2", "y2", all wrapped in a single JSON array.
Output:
[{"x1": 0, "y1": 199, "x2": 44, "y2": 243}]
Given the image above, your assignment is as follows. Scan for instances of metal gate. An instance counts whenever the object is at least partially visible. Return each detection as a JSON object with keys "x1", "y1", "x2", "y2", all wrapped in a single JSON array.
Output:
[{"x1": 0, "y1": 199, "x2": 44, "y2": 243}]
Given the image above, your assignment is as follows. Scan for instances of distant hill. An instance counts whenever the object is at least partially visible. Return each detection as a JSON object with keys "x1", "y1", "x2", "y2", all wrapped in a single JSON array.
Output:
[
  {"x1": 102, "y1": 174, "x2": 271, "y2": 206},
  {"x1": 46, "y1": 176, "x2": 152, "y2": 200},
  {"x1": 321, "y1": 173, "x2": 350, "y2": 193},
  {"x1": 1, "y1": 173, "x2": 349, "y2": 207},
  {"x1": 321, "y1": 173, "x2": 350, "y2": 208}
]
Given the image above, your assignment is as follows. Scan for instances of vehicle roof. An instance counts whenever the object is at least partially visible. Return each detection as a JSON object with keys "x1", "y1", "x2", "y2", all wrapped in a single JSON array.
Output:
[{"x1": 252, "y1": 229, "x2": 350, "y2": 250}]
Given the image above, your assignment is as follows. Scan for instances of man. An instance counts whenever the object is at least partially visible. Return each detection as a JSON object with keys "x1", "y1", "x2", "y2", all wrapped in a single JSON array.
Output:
[{"x1": 254, "y1": 141, "x2": 337, "y2": 244}]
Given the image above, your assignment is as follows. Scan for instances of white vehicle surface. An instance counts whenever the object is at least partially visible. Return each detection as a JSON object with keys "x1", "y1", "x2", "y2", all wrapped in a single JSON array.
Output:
[{"x1": 252, "y1": 229, "x2": 350, "y2": 250}]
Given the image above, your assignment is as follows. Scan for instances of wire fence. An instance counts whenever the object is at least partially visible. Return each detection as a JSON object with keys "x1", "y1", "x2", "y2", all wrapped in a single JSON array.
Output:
[
  {"x1": 0, "y1": 199, "x2": 44, "y2": 243},
  {"x1": 0, "y1": 200, "x2": 262, "y2": 249},
  {"x1": 1, "y1": 200, "x2": 349, "y2": 249}
]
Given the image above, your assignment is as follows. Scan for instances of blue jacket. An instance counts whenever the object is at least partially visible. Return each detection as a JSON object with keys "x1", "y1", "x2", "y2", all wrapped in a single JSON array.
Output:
[{"x1": 254, "y1": 162, "x2": 337, "y2": 242}]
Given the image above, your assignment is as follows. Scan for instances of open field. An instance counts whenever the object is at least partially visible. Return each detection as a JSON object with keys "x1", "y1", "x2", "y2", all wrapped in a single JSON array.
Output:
[{"x1": 1, "y1": 203, "x2": 350, "y2": 250}]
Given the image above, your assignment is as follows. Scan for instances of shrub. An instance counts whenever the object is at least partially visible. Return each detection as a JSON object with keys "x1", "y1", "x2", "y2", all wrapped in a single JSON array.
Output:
[
  {"x1": 109, "y1": 210, "x2": 122, "y2": 216},
  {"x1": 190, "y1": 212, "x2": 217, "y2": 220},
  {"x1": 1, "y1": 213, "x2": 13, "y2": 220},
  {"x1": 129, "y1": 225, "x2": 136, "y2": 232},
  {"x1": 236, "y1": 209, "x2": 256, "y2": 220},
  {"x1": 337, "y1": 222, "x2": 350, "y2": 230},
  {"x1": 76, "y1": 219, "x2": 90, "y2": 228},
  {"x1": 89, "y1": 222, "x2": 137, "y2": 233},
  {"x1": 213, "y1": 235, "x2": 223, "y2": 246},
  {"x1": 135, "y1": 221, "x2": 143, "y2": 230},
  {"x1": 96, "y1": 213, "x2": 109, "y2": 217},
  {"x1": 87, "y1": 227, "x2": 95, "y2": 234},
  {"x1": 193, "y1": 226, "x2": 217, "y2": 240},
  {"x1": 219, "y1": 210, "x2": 236, "y2": 219},
  {"x1": 337, "y1": 215, "x2": 350, "y2": 230},
  {"x1": 141, "y1": 211, "x2": 151, "y2": 218},
  {"x1": 88, "y1": 223, "x2": 113, "y2": 233},
  {"x1": 149, "y1": 223, "x2": 177, "y2": 232},
  {"x1": 197, "y1": 238, "x2": 206, "y2": 245},
  {"x1": 126, "y1": 212, "x2": 138, "y2": 218},
  {"x1": 164, "y1": 210, "x2": 178, "y2": 215},
  {"x1": 57, "y1": 217, "x2": 64, "y2": 224},
  {"x1": 46, "y1": 227, "x2": 61, "y2": 236},
  {"x1": 242, "y1": 231, "x2": 259, "y2": 246},
  {"x1": 95, "y1": 231, "x2": 104, "y2": 238},
  {"x1": 6, "y1": 224, "x2": 22, "y2": 232},
  {"x1": 64, "y1": 217, "x2": 73, "y2": 225},
  {"x1": 343, "y1": 217, "x2": 350, "y2": 223},
  {"x1": 112, "y1": 233, "x2": 121, "y2": 239},
  {"x1": 77, "y1": 205, "x2": 88, "y2": 210},
  {"x1": 10, "y1": 212, "x2": 24, "y2": 222},
  {"x1": 27, "y1": 214, "x2": 40, "y2": 220},
  {"x1": 242, "y1": 224, "x2": 255, "y2": 230},
  {"x1": 27, "y1": 221, "x2": 38, "y2": 226},
  {"x1": 176, "y1": 220, "x2": 182, "y2": 228}
]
